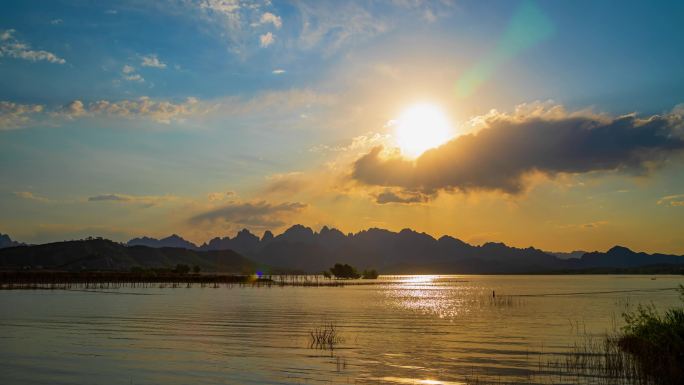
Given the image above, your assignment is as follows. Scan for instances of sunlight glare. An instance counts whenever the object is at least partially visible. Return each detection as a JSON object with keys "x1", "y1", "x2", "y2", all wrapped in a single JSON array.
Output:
[{"x1": 394, "y1": 103, "x2": 452, "y2": 158}]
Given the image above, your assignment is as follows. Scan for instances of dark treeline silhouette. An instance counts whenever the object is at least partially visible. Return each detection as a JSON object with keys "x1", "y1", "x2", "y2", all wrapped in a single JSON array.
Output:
[{"x1": 328, "y1": 263, "x2": 360, "y2": 279}]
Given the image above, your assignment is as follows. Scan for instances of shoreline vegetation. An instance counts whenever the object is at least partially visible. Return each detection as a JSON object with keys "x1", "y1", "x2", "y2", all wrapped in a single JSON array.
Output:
[
  {"x1": 534, "y1": 284, "x2": 684, "y2": 385},
  {"x1": 0, "y1": 265, "x2": 381, "y2": 290}
]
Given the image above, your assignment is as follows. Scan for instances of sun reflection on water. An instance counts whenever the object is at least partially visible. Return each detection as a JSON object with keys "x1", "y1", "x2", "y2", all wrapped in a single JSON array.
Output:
[
  {"x1": 401, "y1": 275, "x2": 438, "y2": 284},
  {"x1": 385, "y1": 275, "x2": 476, "y2": 319},
  {"x1": 375, "y1": 376, "x2": 465, "y2": 385}
]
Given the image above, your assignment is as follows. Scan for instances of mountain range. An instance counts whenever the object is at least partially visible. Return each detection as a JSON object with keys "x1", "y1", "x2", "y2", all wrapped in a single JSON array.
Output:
[
  {"x1": 127, "y1": 225, "x2": 684, "y2": 274},
  {"x1": 0, "y1": 238, "x2": 262, "y2": 273},
  {"x1": 2, "y1": 225, "x2": 683, "y2": 274}
]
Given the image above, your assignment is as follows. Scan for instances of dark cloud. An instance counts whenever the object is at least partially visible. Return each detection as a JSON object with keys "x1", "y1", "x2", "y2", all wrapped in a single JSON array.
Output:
[
  {"x1": 353, "y1": 113, "x2": 684, "y2": 194},
  {"x1": 189, "y1": 201, "x2": 308, "y2": 228},
  {"x1": 375, "y1": 189, "x2": 427, "y2": 204},
  {"x1": 87, "y1": 193, "x2": 175, "y2": 208},
  {"x1": 88, "y1": 194, "x2": 130, "y2": 202}
]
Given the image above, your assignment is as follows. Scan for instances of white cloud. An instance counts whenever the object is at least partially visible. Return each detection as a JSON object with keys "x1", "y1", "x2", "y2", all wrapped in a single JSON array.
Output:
[
  {"x1": 141, "y1": 54, "x2": 167, "y2": 69},
  {"x1": 121, "y1": 65, "x2": 144, "y2": 82},
  {"x1": 296, "y1": 2, "x2": 388, "y2": 54},
  {"x1": 259, "y1": 32, "x2": 275, "y2": 47},
  {"x1": 87, "y1": 97, "x2": 201, "y2": 124},
  {"x1": 124, "y1": 74, "x2": 144, "y2": 82},
  {"x1": 51, "y1": 97, "x2": 205, "y2": 124},
  {"x1": 188, "y1": 0, "x2": 282, "y2": 53},
  {"x1": 259, "y1": 12, "x2": 282, "y2": 28},
  {"x1": 62, "y1": 100, "x2": 86, "y2": 118},
  {"x1": 50, "y1": 19, "x2": 63, "y2": 25},
  {"x1": 198, "y1": 0, "x2": 241, "y2": 15},
  {"x1": 0, "y1": 29, "x2": 65, "y2": 64},
  {"x1": 272, "y1": 69, "x2": 286, "y2": 74},
  {"x1": 1, "y1": 88, "x2": 337, "y2": 130}
]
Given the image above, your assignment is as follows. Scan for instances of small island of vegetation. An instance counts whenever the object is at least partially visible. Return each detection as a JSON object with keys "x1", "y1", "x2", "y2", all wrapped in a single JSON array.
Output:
[{"x1": 323, "y1": 263, "x2": 378, "y2": 279}]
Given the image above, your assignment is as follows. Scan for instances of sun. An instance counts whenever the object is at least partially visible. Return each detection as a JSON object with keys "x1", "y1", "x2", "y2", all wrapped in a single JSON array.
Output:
[{"x1": 394, "y1": 103, "x2": 452, "y2": 158}]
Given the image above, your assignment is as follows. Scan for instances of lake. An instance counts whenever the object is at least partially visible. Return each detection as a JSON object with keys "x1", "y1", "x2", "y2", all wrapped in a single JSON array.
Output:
[{"x1": 1, "y1": 275, "x2": 682, "y2": 385}]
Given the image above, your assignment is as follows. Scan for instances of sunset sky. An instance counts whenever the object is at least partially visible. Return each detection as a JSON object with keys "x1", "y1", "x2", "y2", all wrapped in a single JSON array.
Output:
[{"x1": 1, "y1": 0, "x2": 683, "y2": 253}]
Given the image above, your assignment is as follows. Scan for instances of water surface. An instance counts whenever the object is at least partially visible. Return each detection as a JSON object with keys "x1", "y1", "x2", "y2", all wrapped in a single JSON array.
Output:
[{"x1": 1, "y1": 275, "x2": 682, "y2": 384}]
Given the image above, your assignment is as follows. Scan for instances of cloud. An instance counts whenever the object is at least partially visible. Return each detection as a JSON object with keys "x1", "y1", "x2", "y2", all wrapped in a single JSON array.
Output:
[
  {"x1": 296, "y1": 2, "x2": 387, "y2": 54},
  {"x1": 272, "y1": 69, "x2": 286, "y2": 74},
  {"x1": 259, "y1": 32, "x2": 275, "y2": 47},
  {"x1": 50, "y1": 19, "x2": 63, "y2": 25},
  {"x1": 207, "y1": 191, "x2": 236, "y2": 201},
  {"x1": 657, "y1": 194, "x2": 684, "y2": 207},
  {"x1": 62, "y1": 100, "x2": 86, "y2": 118},
  {"x1": 121, "y1": 65, "x2": 144, "y2": 82},
  {"x1": 88, "y1": 193, "x2": 177, "y2": 207},
  {"x1": 557, "y1": 220, "x2": 609, "y2": 230},
  {"x1": 14, "y1": 191, "x2": 50, "y2": 203},
  {"x1": 141, "y1": 54, "x2": 167, "y2": 69},
  {"x1": 83, "y1": 96, "x2": 202, "y2": 124},
  {"x1": 189, "y1": 200, "x2": 308, "y2": 228},
  {"x1": 262, "y1": 172, "x2": 307, "y2": 195},
  {"x1": 191, "y1": 0, "x2": 281, "y2": 54},
  {"x1": 375, "y1": 189, "x2": 428, "y2": 204},
  {"x1": 0, "y1": 29, "x2": 65, "y2": 64},
  {"x1": 310, "y1": 132, "x2": 391, "y2": 154},
  {"x1": 0, "y1": 101, "x2": 44, "y2": 130},
  {"x1": 1, "y1": 89, "x2": 334, "y2": 130},
  {"x1": 259, "y1": 12, "x2": 282, "y2": 28},
  {"x1": 352, "y1": 105, "x2": 684, "y2": 195}
]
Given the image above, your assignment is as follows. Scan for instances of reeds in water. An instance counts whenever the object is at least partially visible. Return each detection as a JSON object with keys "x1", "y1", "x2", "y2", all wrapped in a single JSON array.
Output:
[{"x1": 309, "y1": 322, "x2": 343, "y2": 350}]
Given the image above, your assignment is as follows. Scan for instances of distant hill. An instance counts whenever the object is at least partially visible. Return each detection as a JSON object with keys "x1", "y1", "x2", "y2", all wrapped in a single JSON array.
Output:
[
  {"x1": 577, "y1": 246, "x2": 684, "y2": 269},
  {"x1": 127, "y1": 225, "x2": 684, "y2": 274},
  {"x1": 0, "y1": 239, "x2": 268, "y2": 273},
  {"x1": 547, "y1": 250, "x2": 587, "y2": 259},
  {"x1": 127, "y1": 234, "x2": 198, "y2": 250},
  {"x1": 0, "y1": 233, "x2": 23, "y2": 249}
]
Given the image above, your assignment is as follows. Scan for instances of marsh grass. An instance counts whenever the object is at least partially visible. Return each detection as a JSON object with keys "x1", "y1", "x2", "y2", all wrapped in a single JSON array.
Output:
[
  {"x1": 614, "y1": 285, "x2": 684, "y2": 385},
  {"x1": 309, "y1": 322, "x2": 343, "y2": 350}
]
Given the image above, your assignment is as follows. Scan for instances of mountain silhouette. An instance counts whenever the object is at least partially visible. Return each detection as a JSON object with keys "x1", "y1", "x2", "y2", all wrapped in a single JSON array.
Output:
[
  {"x1": 0, "y1": 238, "x2": 265, "y2": 273},
  {"x1": 127, "y1": 234, "x2": 198, "y2": 250},
  {"x1": 126, "y1": 225, "x2": 684, "y2": 273},
  {"x1": 2, "y1": 227, "x2": 681, "y2": 274},
  {"x1": 578, "y1": 246, "x2": 684, "y2": 268},
  {"x1": 0, "y1": 233, "x2": 23, "y2": 249}
]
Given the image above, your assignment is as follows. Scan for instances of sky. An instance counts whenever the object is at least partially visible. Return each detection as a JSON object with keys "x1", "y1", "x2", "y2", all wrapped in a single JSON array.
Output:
[{"x1": 1, "y1": 0, "x2": 683, "y2": 253}]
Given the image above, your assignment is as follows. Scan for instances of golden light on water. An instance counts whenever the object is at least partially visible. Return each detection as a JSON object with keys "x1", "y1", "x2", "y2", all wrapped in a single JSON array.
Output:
[
  {"x1": 376, "y1": 376, "x2": 465, "y2": 385},
  {"x1": 402, "y1": 274, "x2": 438, "y2": 284},
  {"x1": 394, "y1": 104, "x2": 452, "y2": 158}
]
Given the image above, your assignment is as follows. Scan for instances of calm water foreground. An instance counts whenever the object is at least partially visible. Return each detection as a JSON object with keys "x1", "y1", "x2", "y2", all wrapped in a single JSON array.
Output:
[{"x1": 1, "y1": 275, "x2": 682, "y2": 385}]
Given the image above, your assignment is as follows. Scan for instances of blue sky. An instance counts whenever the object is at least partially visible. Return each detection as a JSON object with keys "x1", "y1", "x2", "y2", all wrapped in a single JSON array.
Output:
[{"x1": 1, "y1": 0, "x2": 683, "y2": 253}]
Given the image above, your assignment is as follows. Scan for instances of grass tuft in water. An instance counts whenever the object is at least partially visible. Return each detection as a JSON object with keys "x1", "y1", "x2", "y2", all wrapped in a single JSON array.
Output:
[{"x1": 309, "y1": 322, "x2": 343, "y2": 350}]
